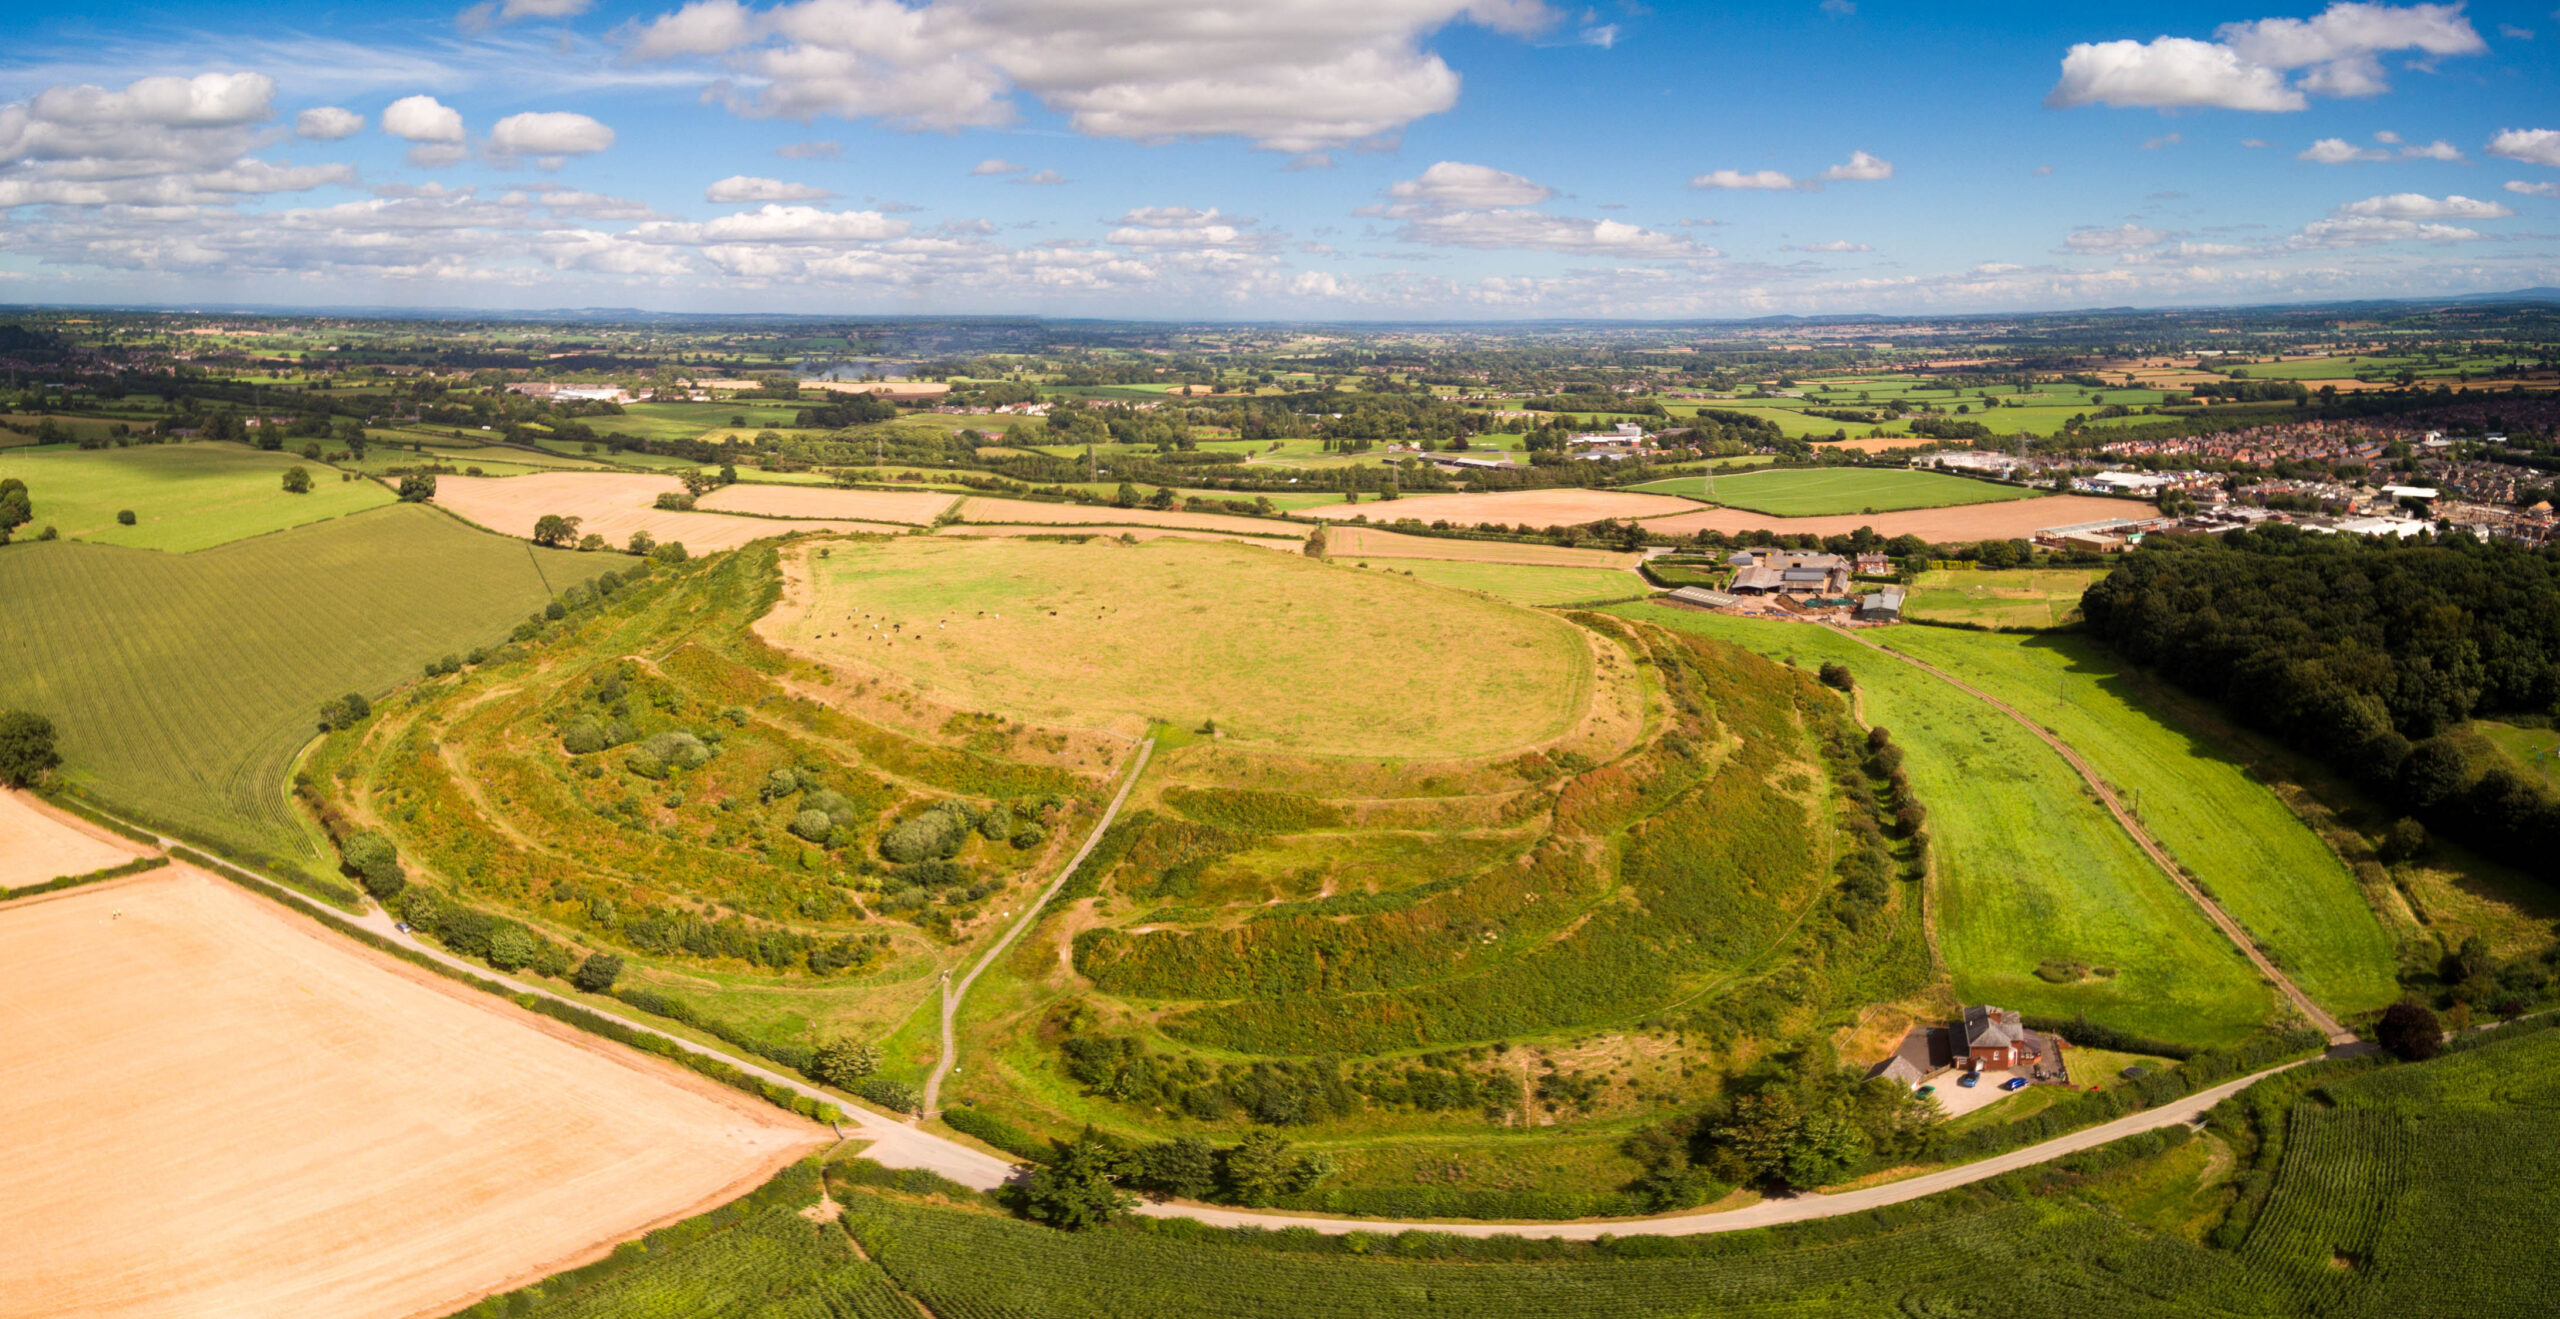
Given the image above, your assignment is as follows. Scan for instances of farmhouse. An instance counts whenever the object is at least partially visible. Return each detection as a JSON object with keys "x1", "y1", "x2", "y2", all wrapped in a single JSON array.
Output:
[
  {"x1": 1866, "y1": 1004, "x2": 2067, "y2": 1087},
  {"x1": 1728, "y1": 550, "x2": 1851, "y2": 597}
]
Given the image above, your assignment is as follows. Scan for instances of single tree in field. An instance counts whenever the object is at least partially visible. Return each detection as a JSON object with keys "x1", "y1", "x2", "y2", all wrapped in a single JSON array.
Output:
[
  {"x1": 811, "y1": 1037, "x2": 882, "y2": 1088},
  {"x1": 1302, "y1": 524, "x2": 1328, "y2": 559},
  {"x1": 0, "y1": 477, "x2": 31, "y2": 533},
  {"x1": 1819, "y1": 662, "x2": 1855, "y2": 691},
  {"x1": 2376, "y1": 1000, "x2": 2442, "y2": 1061},
  {"x1": 396, "y1": 473, "x2": 437, "y2": 502},
  {"x1": 0, "y1": 711, "x2": 62, "y2": 787},
  {"x1": 570, "y1": 952, "x2": 623, "y2": 992},
  {"x1": 628, "y1": 528, "x2": 657, "y2": 556},
  {"x1": 532, "y1": 514, "x2": 583, "y2": 547},
  {"x1": 281, "y1": 465, "x2": 312, "y2": 494},
  {"x1": 1017, "y1": 1128, "x2": 1133, "y2": 1230}
]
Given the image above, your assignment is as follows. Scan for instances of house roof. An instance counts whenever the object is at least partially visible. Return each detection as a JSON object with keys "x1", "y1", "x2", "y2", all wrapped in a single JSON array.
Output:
[
  {"x1": 1962, "y1": 1004, "x2": 2024, "y2": 1050},
  {"x1": 1667, "y1": 586, "x2": 1738, "y2": 608}
]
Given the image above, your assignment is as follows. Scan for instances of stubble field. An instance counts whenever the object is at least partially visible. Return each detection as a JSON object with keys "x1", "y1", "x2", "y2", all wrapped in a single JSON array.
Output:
[
  {"x1": 1299, "y1": 489, "x2": 1696, "y2": 525},
  {"x1": 0, "y1": 868, "x2": 825, "y2": 1319},
  {"x1": 0, "y1": 788, "x2": 145, "y2": 889},
  {"x1": 692, "y1": 482, "x2": 958, "y2": 524},
  {"x1": 1631, "y1": 494, "x2": 2139, "y2": 542},
  {"x1": 431, "y1": 472, "x2": 844, "y2": 551}
]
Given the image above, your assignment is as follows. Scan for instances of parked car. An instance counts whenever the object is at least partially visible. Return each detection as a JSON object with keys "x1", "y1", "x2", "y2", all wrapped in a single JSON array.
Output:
[
  {"x1": 1915, "y1": 1085, "x2": 1935, "y2": 1097},
  {"x1": 394, "y1": 921, "x2": 412, "y2": 933},
  {"x1": 1958, "y1": 1072, "x2": 1980, "y2": 1088},
  {"x1": 2001, "y1": 1077, "x2": 2029, "y2": 1091}
]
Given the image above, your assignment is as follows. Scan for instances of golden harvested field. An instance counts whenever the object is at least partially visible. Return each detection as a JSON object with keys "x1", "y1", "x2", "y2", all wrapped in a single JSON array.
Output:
[
  {"x1": 0, "y1": 869, "x2": 826, "y2": 1319},
  {"x1": 694, "y1": 483, "x2": 958, "y2": 524},
  {"x1": 1299, "y1": 488, "x2": 1695, "y2": 525},
  {"x1": 430, "y1": 473, "x2": 841, "y2": 551},
  {"x1": 1322, "y1": 524, "x2": 1641, "y2": 568},
  {"x1": 1632, "y1": 494, "x2": 2137, "y2": 541},
  {"x1": 0, "y1": 789, "x2": 146, "y2": 889},
  {"x1": 766, "y1": 536, "x2": 1591, "y2": 756},
  {"x1": 937, "y1": 522, "x2": 1296, "y2": 550},
  {"x1": 953, "y1": 495, "x2": 1299, "y2": 538}
]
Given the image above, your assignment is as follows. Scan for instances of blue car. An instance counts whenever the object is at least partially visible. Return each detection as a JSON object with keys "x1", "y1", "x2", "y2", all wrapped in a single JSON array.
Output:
[
  {"x1": 2001, "y1": 1077, "x2": 2029, "y2": 1092},
  {"x1": 1957, "y1": 1072, "x2": 1980, "y2": 1088}
]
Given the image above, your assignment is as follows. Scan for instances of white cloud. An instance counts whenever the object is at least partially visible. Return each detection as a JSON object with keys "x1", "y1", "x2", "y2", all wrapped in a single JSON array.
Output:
[
  {"x1": 0, "y1": 72, "x2": 358, "y2": 209},
  {"x1": 2241, "y1": 137, "x2": 2275, "y2": 147},
  {"x1": 2487, "y1": 128, "x2": 2560, "y2": 167},
  {"x1": 2334, "y1": 192, "x2": 2514, "y2": 219},
  {"x1": 1393, "y1": 209, "x2": 1711, "y2": 257},
  {"x1": 1785, "y1": 240, "x2": 1872, "y2": 252},
  {"x1": 706, "y1": 174, "x2": 833, "y2": 202},
  {"x1": 382, "y1": 95, "x2": 464, "y2": 141},
  {"x1": 460, "y1": 0, "x2": 593, "y2": 29},
  {"x1": 1818, "y1": 149, "x2": 1893, "y2": 181},
  {"x1": 2291, "y1": 214, "x2": 2483, "y2": 245},
  {"x1": 193, "y1": 159, "x2": 358, "y2": 193},
  {"x1": 777, "y1": 139, "x2": 839, "y2": 159},
  {"x1": 1387, "y1": 160, "x2": 1554, "y2": 208},
  {"x1": 2065, "y1": 223, "x2": 2167, "y2": 254},
  {"x1": 2301, "y1": 136, "x2": 2389, "y2": 162},
  {"x1": 406, "y1": 142, "x2": 471, "y2": 168},
  {"x1": 1690, "y1": 168, "x2": 1806, "y2": 190},
  {"x1": 295, "y1": 106, "x2": 365, "y2": 139},
  {"x1": 1015, "y1": 168, "x2": 1066, "y2": 185},
  {"x1": 632, "y1": 203, "x2": 909, "y2": 244},
  {"x1": 2400, "y1": 138, "x2": 2463, "y2": 159},
  {"x1": 619, "y1": 0, "x2": 1560, "y2": 152},
  {"x1": 970, "y1": 158, "x2": 1025, "y2": 175},
  {"x1": 1104, "y1": 206, "x2": 1265, "y2": 249},
  {"x1": 490, "y1": 111, "x2": 616, "y2": 159},
  {"x1": 2048, "y1": 3, "x2": 2485, "y2": 112},
  {"x1": 2506, "y1": 180, "x2": 2560, "y2": 197}
]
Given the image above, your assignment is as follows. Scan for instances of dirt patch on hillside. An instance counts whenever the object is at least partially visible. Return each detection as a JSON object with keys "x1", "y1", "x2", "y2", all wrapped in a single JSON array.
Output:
[{"x1": 0, "y1": 868, "x2": 825, "y2": 1319}]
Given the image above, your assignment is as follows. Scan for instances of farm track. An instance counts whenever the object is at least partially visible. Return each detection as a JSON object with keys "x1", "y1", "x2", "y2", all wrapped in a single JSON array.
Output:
[
  {"x1": 1834, "y1": 627, "x2": 2355, "y2": 1044},
  {"x1": 924, "y1": 737, "x2": 1154, "y2": 1116},
  {"x1": 61, "y1": 792, "x2": 2345, "y2": 1238}
]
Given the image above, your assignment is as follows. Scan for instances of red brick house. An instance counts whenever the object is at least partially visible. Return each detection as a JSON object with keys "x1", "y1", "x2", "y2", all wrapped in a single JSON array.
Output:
[{"x1": 1960, "y1": 1005, "x2": 2043, "y2": 1071}]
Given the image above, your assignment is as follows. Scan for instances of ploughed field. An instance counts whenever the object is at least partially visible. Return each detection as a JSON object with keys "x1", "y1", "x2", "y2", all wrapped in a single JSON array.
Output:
[{"x1": 0, "y1": 868, "x2": 824, "y2": 1319}]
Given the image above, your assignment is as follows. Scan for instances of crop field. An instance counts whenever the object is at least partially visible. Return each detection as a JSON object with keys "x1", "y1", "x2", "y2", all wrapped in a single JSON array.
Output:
[
  {"x1": 611, "y1": 400, "x2": 810, "y2": 442},
  {"x1": 0, "y1": 868, "x2": 826, "y2": 1319},
  {"x1": 1300, "y1": 489, "x2": 1696, "y2": 526},
  {"x1": 0, "y1": 788, "x2": 146, "y2": 889},
  {"x1": 432, "y1": 472, "x2": 847, "y2": 551},
  {"x1": 953, "y1": 495, "x2": 1300, "y2": 538},
  {"x1": 695, "y1": 483, "x2": 959, "y2": 524},
  {"x1": 1363, "y1": 559, "x2": 1646, "y2": 605},
  {"x1": 1692, "y1": 468, "x2": 2036, "y2": 518},
  {"x1": 0, "y1": 442, "x2": 393, "y2": 552},
  {"x1": 1611, "y1": 606, "x2": 2274, "y2": 1046},
  {"x1": 1631, "y1": 494, "x2": 2138, "y2": 542},
  {"x1": 769, "y1": 537, "x2": 1591, "y2": 757},
  {"x1": 0, "y1": 504, "x2": 588, "y2": 867},
  {"x1": 1880, "y1": 628, "x2": 2399, "y2": 1016},
  {"x1": 1905, "y1": 568, "x2": 2109, "y2": 629},
  {"x1": 1319, "y1": 525, "x2": 1639, "y2": 568}
]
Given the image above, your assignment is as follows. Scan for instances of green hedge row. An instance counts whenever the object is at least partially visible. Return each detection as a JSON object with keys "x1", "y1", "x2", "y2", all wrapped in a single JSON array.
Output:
[
  {"x1": 2024, "y1": 1013, "x2": 2198, "y2": 1061},
  {"x1": 1267, "y1": 1185, "x2": 1653, "y2": 1221},
  {"x1": 0, "y1": 853, "x2": 168, "y2": 903},
  {"x1": 37, "y1": 792, "x2": 165, "y2": 846},
  {"x1": 940, "y1": 1107, "x2": 1052, "y2": 1164}
]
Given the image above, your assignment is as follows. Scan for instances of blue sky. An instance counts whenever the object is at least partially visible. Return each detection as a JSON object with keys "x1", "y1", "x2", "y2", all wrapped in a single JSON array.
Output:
[{"x1": 1, "y1": 0, "x2": 2554, "y2": 317}]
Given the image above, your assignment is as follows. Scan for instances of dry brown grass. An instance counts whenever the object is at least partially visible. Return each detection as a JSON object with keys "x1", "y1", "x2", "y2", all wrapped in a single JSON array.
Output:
[
  {"x1": 0, "y1": 868, "x2": 825, "y2": 1319},
  {"x1": 1321, "y1": 524, "x2": 1640, "y2": 568},
  {"x1": 953, "y1": 496, "x2": 1297, "y2": 537},
  {"x1": 0, "y1": 789, "x2": 145, "y2": 890},
  {"x1": 1633, "y1": 494, "x2": 2138, "y2": 540},
  {"x1": 936, "y1": 523, "x2": 1295, "y2": 550},
  {"x1": 431, "y1": 472, "x2": 843, "y2": 551},
  {"x1": 696, "y1": 483, "x2": 959, "y2": 524},
  {"x1": 1300, "y1": 489, "x2": 1695, "y2": 525}
]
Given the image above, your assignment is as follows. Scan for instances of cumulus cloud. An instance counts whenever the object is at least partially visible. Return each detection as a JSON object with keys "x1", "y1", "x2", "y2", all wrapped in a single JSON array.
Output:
[
  {"x1": 295, "y1": 106, "x2": 365, "y2": 139},
  {"x1": 0, "y1": 72, "x2": 362, "y2": 209},
  {"x1": 460, "y1": 0, "x2": 593, "y2": 31},
  {"x1": 618, "y1": 0, "x2": 1559, "y2": 152},
  {"x1": 1818, "y1": 149, "x2": 1893, "y2": 181},
  {"x1": 382, "y1": 94, "x2": 465, "y2": 142},
  {"x1": 1015, "y1": 168, "x2": 1066, "y2": 185},
  {"x1": 2291, "y1": 214, "x2": 2483, "y2": 245},
  {"x1": 1393, "y1": 209, "x2": 1712, "y2": 257},
  {"x1": 2048, "y1": 3, "x2": 2484, "y2": 112},
  {"x1": 1104, "y1": 206, "x2": 1269, "y2": 250},
  {"x1": 2301, "y1": 136, "x2": 2389, "y2": 162},
  {"x1": 2487, "y1": 128, "x2": 2560, "y2": 167},
  {"x1": 1690, "y1": 151, "x2": 1889, "y2": 191},
  {"x1": 1387, "y1": 160, "x2": 1554, "y2": 208},
  {"x1": 631, "y1": 202, "x2": 910, "y2": 244},
  {"x1": 2065, "y1": 223, "x2": 2167, "y2": 254},
  {"x1": 1690, "y1": 168, "x2": 1803, "y2": 190},
  {"x1": 2334, "y1": 192, "x2": 2514, "y2": 219},
  {"x1": 490, "y1": 110, "x2": 617, "y2": 165},
  {"x1": 2507, "y1": 180, "x2": 2560, "y2": 197},
  {"x1": 970, "y1": 158, "x2": 1024, "y2": 175},
  {"x1": 706, "y1": 174, "x2": 833, "y2": 202}
]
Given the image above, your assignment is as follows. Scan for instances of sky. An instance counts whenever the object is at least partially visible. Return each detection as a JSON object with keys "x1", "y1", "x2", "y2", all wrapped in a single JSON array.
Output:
[{"x1": 0, "y1": 0, "x2": 2555, "y2": 319}]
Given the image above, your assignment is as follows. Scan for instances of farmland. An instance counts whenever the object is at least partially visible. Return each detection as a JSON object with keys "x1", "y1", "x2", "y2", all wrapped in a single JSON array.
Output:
[
  {"x1": 1631, "y1": 493, "x2": 2137, "y2": 542},
  {"x1": 1688, "y1": 467, "x2": 2037, "y2": 518},
  {"x1": 0, "y1": 788, "x2": 146, "y2": 889},
  {"x1": 0, "y1": 503, "x2": 588, "y2": 871},
  {"x1": 1611, "y1": 605, "x2": 2275, "y2": 1046},
  {"x1": 0, "y1": 867, "x2": 826, "y2": 1319},
  {"x1": 430, "y1": 472, "x2": 849, "y2": 551},
  {"x1": 1300, "y1": 489, "x2": 1695, "y2": 526},
  {"x1": 1359, "y1": 559, "x2": 1645, "y2": 606},
  {"x1": 1319, "y1": 524, "x2": 1639, "y2": 568},
  {"x1": 1904, "y1": 567, "x2": 2108, "y2": 629},
  {"x1": 1879, "y1": 628, "x2": 2400, "y2": 1017},
  {"x1": 768, "y1": 536, "x2": 1592, "y2": 758},
  {"x1": 0, "y1": 442, "x2": 392, "y2": 552},
  {"x1": 695, "y1": 483, "x2": 961, "y2": 524}
]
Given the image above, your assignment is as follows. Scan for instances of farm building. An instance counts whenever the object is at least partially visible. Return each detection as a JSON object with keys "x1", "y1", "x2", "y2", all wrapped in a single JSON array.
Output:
[
  {"x1": 1867, "y1": 1004, "x2": 2068, "y2": 1087},
  {"x1": 1855, "y1": 552, "x2": 1892, "y2": 575},
  {"x1": 1664, "y1": 586, "x2": 1739, "y2": 610},
  {"x1": 1857, "y1": 587, "x2": 1906, "y2": 621},
  {"x1": 1728, "y1": 550, "x2": 1851, "y2": 596}
]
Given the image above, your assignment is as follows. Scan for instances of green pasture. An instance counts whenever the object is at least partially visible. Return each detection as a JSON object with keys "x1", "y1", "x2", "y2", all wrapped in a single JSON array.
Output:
[
  {"x1": 1905, "y1": 568, "x2": 2108, "y2": 630},
  {"x1": 1695, "y1": 467, "x2": 2036, "y2": 517},
  {"x1": 608, "y1": 401, "x2": 807, "y2": 442},
  {"x1": 1611, "y1": 605, "x2": 2275, "y2": 1047},
  {"x1": 1880, "y1": 628, "x2": 2399, "y2": 1016},
  {"x1": 0, "y1": 503, "x2": 588, "y2": 867},
  {"x1": 1364, "y1": 559, "x2": 1646, "y2": 605},
  {"x1": 2475, "y1": 721, "x2": 2560, "y2": 791},
  {"x1": 0, "y1": 442, "x2": 393, "y2": 552},
  {"x1": 1, "y1": 414, "x2": 131, "y2": 445},
  {"x1": 778, "y1": 536, "x2": 1592, "y2": 758}
]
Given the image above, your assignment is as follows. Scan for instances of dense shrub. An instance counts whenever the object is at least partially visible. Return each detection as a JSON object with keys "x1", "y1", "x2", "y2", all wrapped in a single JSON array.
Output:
[{"x1": 338, "y1": 830, "x2": 406, "y2": 900}]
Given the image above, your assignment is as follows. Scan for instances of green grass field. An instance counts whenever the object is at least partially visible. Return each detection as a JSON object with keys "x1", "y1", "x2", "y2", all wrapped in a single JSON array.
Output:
[
  {"x1": 1905, "y1": 568, "x2": 2108, "y2": 629},
  {"x1": 0, "y1": 443, "x2": 394, "y2": 552},
  {"x1": 1365, "y1": 560, "x2": 1646, "y2": 605},
  {"x1": 609, "y1": 401, "x2": 808, "y2": 442},
  {"x1": 1612, "y1": 605, "x2": 2275, "y2": 1046},
  {"x1": 1694, "y1": 468, "x2": 2037, "y2": 517},
  {"x1": 1878, "y1": 629, "x2": 2399, "y2": 1017},
  {"x1": 0, "y1": 503, "x2": 587, "y2": 867},
  {"x1": 778, "y1": 537, "x2": 1593, "y2": 758},
  {"x1": 2475, "y1": 721, "x2": 2560, "y2": 791}
]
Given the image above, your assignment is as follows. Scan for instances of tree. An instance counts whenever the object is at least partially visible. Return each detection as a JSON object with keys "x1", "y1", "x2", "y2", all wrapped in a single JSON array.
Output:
[
  {"x1": 319, "y1": 692, "x2": 371, "y2": 731},
  {"x1": 1819, "y1": 662, "x2": 1854, "y2": 691},
  {"x1": 1128, "y1": 1136, "x2": 1217, "y2": 1199},
  {"x1": 1221, "y1": 1129, "x2": 1298, "y2": 1207},
  {"x1": 532, "y1": 513, "x2": 583, "y2": 547},
  {"x1": 396, "y1": 473, "x2": 437, "y2": 502},
  {"x1": 628, "y1": 529, "x2": 656, "y2": 556},
  {"x1": 2376, "y1": 1000, "x2": 2442, "y2": 1061},
  {"x1": 1017, "y1": 1128, "x2": 1134, "y2": 1230},
  {"x1": 1302, "y1": 524, "x2": 1329, "y2": 559},
  {"x1": 339, "y1": 831, "x2": 405, "y2": 899},
  {"x1": 0, "y1": 711, "x2": 62, "y2": 787},
  {"x1": 1781, "y1": 1110, "x2": 1868, "y2": 1188},
  {"x1": 2376, "y1": 817, "x2": 2426, "y2": 865},
  {"x1": 0, "y1": 477, "x2": 30, "y2": 532},
  {"x1": 570, "y1": 952, "x2": 623, "y2": 992},
  {"x1": 811, "y1": 1037, "x2": 882, "y2": 1088},
  {"x1": 281, "y1": 465, "x2": 312, "y2": 494}
]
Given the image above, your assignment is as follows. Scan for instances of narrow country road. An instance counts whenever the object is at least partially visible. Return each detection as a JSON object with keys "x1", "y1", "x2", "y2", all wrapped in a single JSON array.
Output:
[
  {"x1": 1832, "y1": 627, "x2": 2355, "y2": 1044},
  {"x1": 922, "y1": 738, "x2": 1154, "y2": 1115}
]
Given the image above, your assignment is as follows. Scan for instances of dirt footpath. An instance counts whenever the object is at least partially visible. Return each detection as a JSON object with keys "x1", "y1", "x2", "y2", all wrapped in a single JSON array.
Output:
[{"x1": 0, "y1": 868, "x2": 826, "y2": 1319}]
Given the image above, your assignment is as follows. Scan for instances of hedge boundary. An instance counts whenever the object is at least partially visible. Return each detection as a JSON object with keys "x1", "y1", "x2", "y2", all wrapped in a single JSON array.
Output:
[{"x1": 0, "y1": 853, "x2": 168, "y2": 903}]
